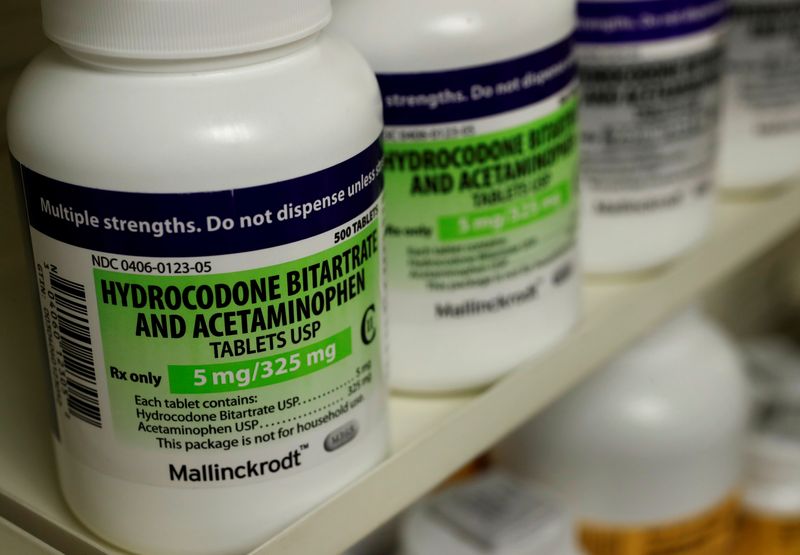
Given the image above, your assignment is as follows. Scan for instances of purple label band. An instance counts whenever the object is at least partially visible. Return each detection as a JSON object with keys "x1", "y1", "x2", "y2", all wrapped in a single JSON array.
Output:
[
  {"x1": 577, "y1": 0, "x2": 728, "y2": 43},
  {"x1": 16, "y1": 138, "x2": 384, "y2": 258},
  {"x1": 377, "y1": 34, "x2": 575, "y2": 126}
]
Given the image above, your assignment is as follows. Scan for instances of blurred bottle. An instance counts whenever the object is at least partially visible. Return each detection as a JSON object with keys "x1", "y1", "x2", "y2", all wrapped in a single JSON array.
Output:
[
  {"x1": 331, "y1": 0, "x2": 581, "y2": 392},
  {"x1": 344, "y1": 455, "x2": 492, "y2": 555},
  {"x1": 577, "y1": 0, "x2": 727, "y2": 274},
  {"x1": 718, "y1": 0, "x2": 800, "y2": 192},
  {"x1": 400, "y1": 472, "x2": 584, "y2": 555},
  {"x1": 496, "y1": 309, "x2": 751, "y2": 554},
  {"x1": 745, "y1": 338, "x2": 800, "y2": 410},
  {"x1": 736, "y1": 338, "x2": 800, "y2": 554},
  {"x1": 737, "y1": 413, "x2": 800, "y2": 554}
]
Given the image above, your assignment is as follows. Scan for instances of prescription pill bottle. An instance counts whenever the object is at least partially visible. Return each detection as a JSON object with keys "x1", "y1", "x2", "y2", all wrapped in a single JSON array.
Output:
[
  {"x1": 496, "y1": 309, "x2": 751, "y2": 555},
  {"x1": 719, "y1": 0, "x2": 800, "y2": 191},
  {"x1": 737, "y1": 413, "x2": 800, "y2": 555},
  {"x1": 331, "y1": 0, "x2": 581, "y2": 392},
  {"x1": 577, "y1": 0, "x2": 727, "y2": 274},
  {"x1": 736, "y1": 340, "x2": 800, "y2": 555},
  {"x1": 7, "y1": 1, "x2": 389, "y2": 553},
  {"x1": 401, "y1": 472, "x2": 585, "y2": 555}
]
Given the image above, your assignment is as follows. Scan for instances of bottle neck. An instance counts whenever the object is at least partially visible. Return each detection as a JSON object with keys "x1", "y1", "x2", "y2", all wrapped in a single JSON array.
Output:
[{"x1": 60, "y1": 33, "x2": 320, "y2": 73}]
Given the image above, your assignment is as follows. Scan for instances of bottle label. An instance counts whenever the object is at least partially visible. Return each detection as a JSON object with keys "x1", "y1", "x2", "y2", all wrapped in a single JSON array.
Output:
[
  {"x1": 727, "y1": 0, "x2": 800, "y2": 137},
  {"x1": 377, "y1": 35, "x2": 579, "y2": 321},
  {"x1": 580, "y1": 497, "x2": 739, "y2": 555},
  {"x1": 577, "y1": 2, "x2": 724, "y2": 216},
  {"x1": 15, "y1": 139, "x2": 387, "y2": 487},
  {"x1": 735, "y1": 509, "x2": 800, "y2": 554}
]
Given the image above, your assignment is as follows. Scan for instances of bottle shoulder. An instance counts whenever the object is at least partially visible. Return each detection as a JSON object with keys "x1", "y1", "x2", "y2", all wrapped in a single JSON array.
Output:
[
  {"x1": 525, "y1": 316, "x2": 751, "y2": 453},
  {"x1": 7, "y1": 34, "x2": 382, "y2": 192},
  {"x1": 330, "y1": 0, "x2": 574, "y2": 73}
]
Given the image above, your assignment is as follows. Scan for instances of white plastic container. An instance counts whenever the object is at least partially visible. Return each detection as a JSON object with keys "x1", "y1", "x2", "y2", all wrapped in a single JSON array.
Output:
[
  {"x1": 8, "y1": 2, "x2": 389, "y2": 554},
  {"x1": 577, "y1": 0, "x2": 727, "y2": 274},
  {"x1": 331, "y1": 0, "x2": 581, "y2": 392},
  {"x1": 737, "y1": 414, "x2": 800, "y2": 555},
  {"x1": 736, "y1": 339, "x2": 800, "y2": 554},
  {"x1": 495, "y1": 309, "x2": 750, "y2": 554},
  {"x1": 719, "y1": 0, "x2": 800, "y2": 191},
  {"x1": 401, "y1": 472, "x2": 585, "y2": 555}
]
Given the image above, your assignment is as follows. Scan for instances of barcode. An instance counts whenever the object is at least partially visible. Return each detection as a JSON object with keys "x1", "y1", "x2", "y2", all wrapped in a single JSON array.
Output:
[{"x1": 51, "y1": 273, "x2": 102, "y2": 428}]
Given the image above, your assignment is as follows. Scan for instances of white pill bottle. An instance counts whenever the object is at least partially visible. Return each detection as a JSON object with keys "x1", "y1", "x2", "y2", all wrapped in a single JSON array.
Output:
[
  {"x1": 401, "y1": 472, "x2": 585, "y2": 555},
  {"x1": 736, "y1": 343, "x2": 800, "y2": 555},
  {"x1": 718, "y1": 0, "x2": 800, "y2": 191},
  {"x1": 331, "y1": 0, "x2": 581, "y2": 392},
  {"x1": 8, "y1": 1, "x2": 389, "y2": 554},
  {"x1": 577, "y1": 0, "x2": 727, "y2": 274},
  {"x1": 496, "y1": 310, "x2": 751, "y2": 555},
  {"x1": 737, "y1": 415, "x2": 800, "y2": 555}
]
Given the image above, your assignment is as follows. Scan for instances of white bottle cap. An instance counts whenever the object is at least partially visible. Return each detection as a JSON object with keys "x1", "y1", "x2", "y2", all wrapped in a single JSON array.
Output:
[
  {"x1": 401, "y1": 472, "x2": 584, "y2": 555},
  {"x1": 40, "y1": 0, "x2": 332, "y2": 59}
]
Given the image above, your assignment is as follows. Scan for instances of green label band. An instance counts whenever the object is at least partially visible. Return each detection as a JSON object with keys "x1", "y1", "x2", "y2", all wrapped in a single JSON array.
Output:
[
  {"x1": 438, "y1": 181, "x2": 572, "y2": 241},
  {"x1": 383, "y1": 98, "x2": 578, "y2": 291},
  {"x1": 168, "y1": 328, "x2": 353, "y2": 394}
]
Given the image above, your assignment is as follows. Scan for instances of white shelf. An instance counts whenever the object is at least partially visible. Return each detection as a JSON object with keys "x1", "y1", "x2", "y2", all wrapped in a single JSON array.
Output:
[{"x1": 2, "y1": 185, "x2": 800, "y2": 555}]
